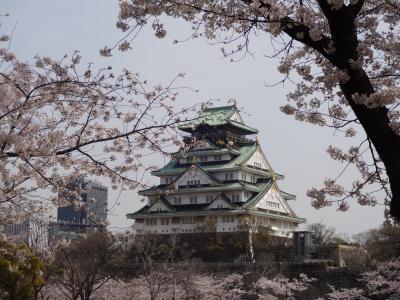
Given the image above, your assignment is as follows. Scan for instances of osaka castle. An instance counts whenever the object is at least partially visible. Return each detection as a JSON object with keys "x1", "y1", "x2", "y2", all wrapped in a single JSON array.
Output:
[{"x1": 127, "y1": 103, "x2": 305, "y2": 237}]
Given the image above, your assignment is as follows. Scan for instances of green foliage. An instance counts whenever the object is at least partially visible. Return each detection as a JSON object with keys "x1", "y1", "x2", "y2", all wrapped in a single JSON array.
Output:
[{"x1": 0, "y1": 238, "x2": 44, "y2": 300}]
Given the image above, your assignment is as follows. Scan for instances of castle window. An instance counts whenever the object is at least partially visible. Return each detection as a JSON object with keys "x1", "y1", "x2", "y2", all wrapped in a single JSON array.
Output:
[
  {"x1": 146, "y1": 218, "x2": 157, "y2": 226},
  {"x1": 173, "y1": 197, "x2": 181, "y2": 205},
  {"x1": 231, "y1": 194, "x2": 240, "y2": 202},
  {"x1": 225, "y1": 173, "x2": 233, "y2": 180},
  {"x1": 206, "y1": 195, "x2": 213, "y2": 203},
  {"x1": 254, "y1": 162, "x2": 262, "y2": 168},
  {"x1": 161, "y1": 218, "x2": 170, "y2": 225},
  {"x1": 171, "y1": 217, "x2": 181, "y2": 224},
  {"x1": 187, "y1": 180, "x2": 200, "y2": 186},
  {"x1": 241, "y1": 173, "x2": 247, "y2": 181},
  {"x1": 200, "y1": 156, "x2": 208, "y2": 162},
  {"x1": 222, "y1": 215, "x2": 235, "y2": 223},
  {"x1": 190, "y1": 196, "x2": 198, "y2": 204},
  {"x1": 208, "y1": 216, "x2": 218, "y2": 223},
  {"x1": 182, "y1": 217, "x2": 194, "y2": 224},
  {"x1": 214, "y1": 154, "x2": 222, "y2": 161},
  {"x1": 267, "y1": 201, "x2": 280, "y2": 209}
]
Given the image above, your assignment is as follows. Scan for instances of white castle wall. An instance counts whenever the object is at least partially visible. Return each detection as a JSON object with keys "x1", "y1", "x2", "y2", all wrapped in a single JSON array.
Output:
[{"x1": 134, "y1": 214, "x2": 297, "y2": 237}]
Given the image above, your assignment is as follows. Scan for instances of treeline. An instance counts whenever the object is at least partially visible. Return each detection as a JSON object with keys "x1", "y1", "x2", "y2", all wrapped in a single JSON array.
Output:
[{"x1": 0, "y1": 222, "x2": 399, "y2": 299}]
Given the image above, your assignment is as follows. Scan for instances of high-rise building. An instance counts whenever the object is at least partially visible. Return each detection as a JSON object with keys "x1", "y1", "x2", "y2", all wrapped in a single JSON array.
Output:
[
  {"x1": 57, "y1": 179, "x2": 108, "y2": 226},
  {"x1": 1, "y1": 218, "x2": 49, "y2": 250},
  {"x1": 51, "y1": 179, "x2": 108, "y2": 244},
  {"x1": 127, "y1": 103, "x2": 305, "y2": 236}
]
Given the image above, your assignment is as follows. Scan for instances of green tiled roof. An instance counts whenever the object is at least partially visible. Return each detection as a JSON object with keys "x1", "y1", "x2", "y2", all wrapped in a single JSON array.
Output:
[
  {"x1": 173, "y1": 147, "x2": 241, "y2": 158},
  {"x1": 153, "y1": 142, "x2": 259, "y2": 176},
  {"x1": 281, "y1": 191, "x2": 296, "y2": 200},
  {"x1": 139, "y1": 181, "x2": 261, "y2": 196},
  {"x1": 179, "y1": 105, "x2": 258, "y2": 134}
]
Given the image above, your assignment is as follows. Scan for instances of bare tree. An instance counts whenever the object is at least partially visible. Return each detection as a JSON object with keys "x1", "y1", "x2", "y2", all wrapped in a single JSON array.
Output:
[
  {"x1": 306, "y1": 222, "x2": 338, "y2": 245},
  {"x1": 353, "y1": 222, "x2": 400, "y2": 260},
  {"x1": 47, "y1": 232, "x2": 119, "y2": 300}
]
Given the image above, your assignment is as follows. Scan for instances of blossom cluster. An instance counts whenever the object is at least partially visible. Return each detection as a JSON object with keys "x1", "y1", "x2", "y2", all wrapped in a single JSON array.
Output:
[{"x1": 0, "y1": 23, "x2": 194, "y2": 223}]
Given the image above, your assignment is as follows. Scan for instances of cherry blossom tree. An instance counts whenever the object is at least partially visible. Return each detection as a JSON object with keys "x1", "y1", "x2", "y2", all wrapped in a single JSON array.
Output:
[
  {"x1": 361, "y1": 258, "x2": 400, "y2": 299},
  {"x1": 0, "y1": 18, "x2": 196, "y2": 223},
  {"x1": 37, "y1": 258, "x2": 400, "y2": 299},
  {"x1": 255, "y1": 273, "x2": 315, "y2": 299},
  {"x1": 324, "y1": 287, "x2": 367, "y2": 300},
  {"x1": 324, "y1": 258, "x2": 400, "y2": 300},
  {"x1": 194, "y1": 273, "x2": 246, "y2": 299},
  {"x1": 114, "y1": 0, "x2": 400, "y2": 220}
]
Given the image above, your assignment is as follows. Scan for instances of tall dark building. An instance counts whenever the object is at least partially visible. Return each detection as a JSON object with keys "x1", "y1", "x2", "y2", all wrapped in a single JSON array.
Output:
[
  {"x1": 51, "y1": 179, "x2": 108, "y2": 244},
  {"x1": 57, "y1": 179, "x2": 108, "y2": 225}
]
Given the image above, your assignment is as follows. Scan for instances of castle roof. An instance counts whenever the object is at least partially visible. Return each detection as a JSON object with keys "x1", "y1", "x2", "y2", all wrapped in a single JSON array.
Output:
[
  {"x1": 178, "y1": 105, "x2": 258, "y2": 134},
  {"x1": 128, "y1": 181, "x2": 305, "y2": 223}
]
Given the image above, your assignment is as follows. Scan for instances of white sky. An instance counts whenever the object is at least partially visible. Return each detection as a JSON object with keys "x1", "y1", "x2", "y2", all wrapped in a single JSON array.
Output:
[{"x1": 3, "y1": 0, "x2": 385, "y2": 235}]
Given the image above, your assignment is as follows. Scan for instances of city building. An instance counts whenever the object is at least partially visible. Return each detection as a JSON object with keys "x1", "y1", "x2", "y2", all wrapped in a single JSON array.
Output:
[
  {"x1": 50, "y1": 179, "x2": 108, "y2": 244},
  {"x1": 48, "y1": 222, "x2": 104, "y2": 245},
  {"x1": 127, "y1": 103, "x2": 305, "y2": 236},
  {"x1": 57, "y1": 178, "x2": 108, "y2": 226},
  {"x1": 1, "y1": 218, "x2": 49, "y2": 250}
]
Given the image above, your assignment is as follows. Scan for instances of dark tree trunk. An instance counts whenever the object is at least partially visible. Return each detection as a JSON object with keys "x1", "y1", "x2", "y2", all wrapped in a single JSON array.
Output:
[
  {"x1": 326, "y1": 5, "x2": 400, "y2": 220},
  {"x1": 340, "y1": 70, "x2": 400, "y2": 220},
  {"x1": 280, "y1": 0, "x2": 400, "y2": 220}
]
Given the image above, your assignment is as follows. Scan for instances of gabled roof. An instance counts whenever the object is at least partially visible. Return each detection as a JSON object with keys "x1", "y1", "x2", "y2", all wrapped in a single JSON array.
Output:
[
  {"x1": 205, "y1": 193, "x2": 238, "y2": 210},
  {"x1": 242, "y1": 180, "x2": 298, "y2": 218},
  {"x1": 166, "y1": 163, "x2": 221, "y2": 189},
  {"x1": 190, "y1": 139, "x2": 219, "y2": 151},
  {"x1": 178, "y1": 105, "x2": 258, "y2": 134},
  {"x1": 147, "y1": 196, "x2": 176, "y2": 212},
  {"x1": 242, "y1": 144, "x2": 277, "y2": 175},
  {"x1": 128, "y1": 196, "x2": 176, "y2": 217},
  {"x1": 242, "y1": 180, "x2": 274, "y2": 209}
]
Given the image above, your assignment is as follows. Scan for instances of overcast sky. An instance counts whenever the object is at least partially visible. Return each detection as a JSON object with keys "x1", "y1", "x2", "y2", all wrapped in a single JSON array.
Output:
[{"x1": 3, "y1": 0, "x2": 386, "y2": 235}]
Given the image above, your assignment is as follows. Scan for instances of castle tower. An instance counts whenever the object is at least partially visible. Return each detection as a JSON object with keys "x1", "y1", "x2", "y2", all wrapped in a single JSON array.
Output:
[{"x1": 127, "y1": 104, "x2": 305, "y2": 236}]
